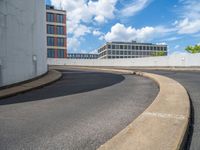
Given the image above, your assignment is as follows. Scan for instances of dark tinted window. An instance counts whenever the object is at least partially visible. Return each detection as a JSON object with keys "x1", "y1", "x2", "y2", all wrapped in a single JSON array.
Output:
[{"x1": 47, "y1": 13, "x2": 54, "y2": 22}]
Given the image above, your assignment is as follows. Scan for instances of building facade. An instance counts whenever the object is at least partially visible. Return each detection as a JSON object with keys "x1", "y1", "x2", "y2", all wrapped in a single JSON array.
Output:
[
  {"x1": 67, "y1": 53, "x2": 98, "y2": 59},
  {"x1": 0, "y1": 0, "x2": 47, "y2": 87},
  {"x1": 46, "y1": 5, "x2": 67, "y2": 58},
  {"x1": 98, "y1": 41, "x2": 167, "y2": 59}
]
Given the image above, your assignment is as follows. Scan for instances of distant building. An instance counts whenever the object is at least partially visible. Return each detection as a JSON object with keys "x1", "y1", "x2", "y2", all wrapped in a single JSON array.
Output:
[
  {"x1": 67, "y1": 53, "x2": 98, "y2": 59},
  {"x1": 98, "y1": 41, "x2": 167, "y2": 59},
  {"x1": 46, "y1": 5, "x2": 67, "y2": 58}
]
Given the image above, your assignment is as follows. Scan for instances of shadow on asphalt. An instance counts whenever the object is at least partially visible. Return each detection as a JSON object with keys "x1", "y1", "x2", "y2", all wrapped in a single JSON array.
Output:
[{"x1": 0, "y1": 70, "x2": 125, "y2": 105}]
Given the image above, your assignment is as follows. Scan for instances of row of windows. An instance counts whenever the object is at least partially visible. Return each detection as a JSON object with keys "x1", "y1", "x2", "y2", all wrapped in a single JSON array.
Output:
[
  {"x1": 47, "y1": 49, "x2": 65, "y2": 58},
  {"x1": 106, "y1": 56, "x2": 148, "y2": 59},
  {"x1": 47, "y1": 13, "x2": 65, "y2": 23},
  {"x1": 47, "y1": 25, "x2": 65, "y2": 35},
  {"x1": 98, "y1": 45, "x2": 167, "y2": 53},
  {"x1": 47, "y1": 37, "x2": 65, "y2": 46},
  {"x1": 99, "y1": 50, "x2": 167, "y2": 57},
  {"x1": 67, "y1": 54, "x2": 98, "y2": 59}
]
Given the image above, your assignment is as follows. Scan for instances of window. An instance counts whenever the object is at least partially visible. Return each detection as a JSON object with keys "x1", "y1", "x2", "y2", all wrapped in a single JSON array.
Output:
[
  {"x1": 108, "y1": 50, "x2": 111, "y2": 55},
  {"x1": 57, "y1": 49, "x2": 65, "y2": 58},
  {"x1": 116, "y1": 45, "x2": 119, "y2": 49},
  {"x1": 47, "y1": 37, "x2": 54, "y2": 46},
  {"x1": 47, "y1": 13, "x2": 54, "y2": 22},
  {"x1": 124, "y1": 45, "x2": 127, "y2": 49},
  {"x1": 116, "y1": 51, "x2": 119, "y2": 55},
  {"x1": 57, "y1": 14, "x2": 64, "y2": 23},
  {"x1": 112, "y1": 51, "x2": 116, "y2": 55},
  {"x1": 143, "y1": 46, "x2": 146, "y2": 50},
  {"x1": 112, "y1": 45, "x2": 115, "y2": 49},
  {"x1": 47, "y1": 25, "x2": 54, "y2": 34},
  {"x1": 108, "y1": 45, "x2": 111, "y2": 49},
  {"x1": 140, "y1": 46, "x2": 142, "y2": 50},
  {"x1": 128, "y1": 45, "x2": 131, "y2": 49},
  {"x1": 132, "y1": 46, "x2": 135, "y2": 49},
  {"x1": 56, "y1": 26, "x2": 64, "y2": 35},
  {"x1": 120, "y1": 45, "x2": 123, "y2": 49},
  {"x1": 57, "y1": 38, "x2": 65, "y2": 46},
  {"x1": 136, "y1": 46, "x2": 138, "y2": 50},
  {"x1": 47, "y1": 49, "x2": 55, "y2": 58}
]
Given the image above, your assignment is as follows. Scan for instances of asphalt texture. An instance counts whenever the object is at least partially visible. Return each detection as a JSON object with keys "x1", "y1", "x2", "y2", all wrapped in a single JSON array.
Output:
[
  {"x1": 0, "y1": 69, "x2": 159, "y2": 150},
  {"x1": 141, "y1": 70, "x2": 200, "y2": 150}
]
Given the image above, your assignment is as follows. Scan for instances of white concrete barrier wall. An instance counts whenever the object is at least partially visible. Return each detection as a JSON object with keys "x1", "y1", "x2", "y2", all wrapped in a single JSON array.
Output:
[
  {"x1": 48, "y1": 53, "x2": 200, "y2": 67},
  {"x1": 0, "y1": 0, "x2": 47, "y2": 87}
]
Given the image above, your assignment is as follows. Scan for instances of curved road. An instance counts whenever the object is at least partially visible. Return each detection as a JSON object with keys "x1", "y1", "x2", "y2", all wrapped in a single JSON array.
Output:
[
  {"x1": 141, "y1": 70, "x2": 200, "y2": 150},
  {"x1": 0, "y1": 69, "x2": 158, "y2": 150}
]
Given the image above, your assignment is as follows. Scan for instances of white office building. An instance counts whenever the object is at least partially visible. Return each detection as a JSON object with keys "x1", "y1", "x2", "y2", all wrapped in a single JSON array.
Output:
[{"x1": 98, "y1": 41, "x2": 167, "y2": 59}]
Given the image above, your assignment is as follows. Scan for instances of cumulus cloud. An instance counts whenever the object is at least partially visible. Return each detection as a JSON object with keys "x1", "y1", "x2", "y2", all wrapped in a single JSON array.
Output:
[
  {"x1": 176, "y1": 0, "x2": 200, "y2": 34},
  {"x1": 93, "y1": 30, "x2": 102, "y2": 36},
  {"x1": 68, "y1": 37, "x2": 80, "y2": 52},
  {"x1": 50, "y1": 0, "x2": 118, "y2": 51},
  {"x1": 176, "y1": 18, "x2": 200, "y2": 34},
  {"x1": 104, "y1": 23, "x2": 171, "y2": 42},
  {"x1": 120, "y1": 0, "x2": 152, "y2": 17}
]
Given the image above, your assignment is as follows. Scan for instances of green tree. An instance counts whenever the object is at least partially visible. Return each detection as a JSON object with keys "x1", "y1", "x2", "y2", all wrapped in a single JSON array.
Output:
[
  {"x1": 185, "y1": 45, "x2": 200, "y2": 53},
  {"x1": 152, "y1": 51, "x2": 166, "y2": 56}
]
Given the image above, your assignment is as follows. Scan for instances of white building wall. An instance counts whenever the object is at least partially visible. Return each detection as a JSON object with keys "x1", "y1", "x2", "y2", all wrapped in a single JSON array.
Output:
[
  {"x1": 48, "y1": 53, "x2": 200, "y2": 67},
  {"x1": 0, "y1": 0, "x2": 47, "y2": 87}
]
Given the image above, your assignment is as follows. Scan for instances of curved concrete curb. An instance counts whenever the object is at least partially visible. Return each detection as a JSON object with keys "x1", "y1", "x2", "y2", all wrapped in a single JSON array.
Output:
[
  {"x1": 0, "y1": 70, "x2": 62, "y2": 99},
  {"x1": 65, "y1": 66, "x2": 190, "y2": 150}
]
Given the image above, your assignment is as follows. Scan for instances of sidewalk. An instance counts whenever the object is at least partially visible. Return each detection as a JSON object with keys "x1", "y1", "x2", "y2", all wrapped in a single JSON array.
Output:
[{"x1": 0, "y1": 70, "x2": 62, "y2": 99}]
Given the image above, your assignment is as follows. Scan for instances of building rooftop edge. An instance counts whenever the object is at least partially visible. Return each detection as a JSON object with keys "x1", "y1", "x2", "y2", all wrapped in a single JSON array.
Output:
[
  {"x1": 105, "y1": 41, "x2": 167, "y2": 46},
  {"x1": 46, "y1": 5, "x2": 66, "y2": 12}
]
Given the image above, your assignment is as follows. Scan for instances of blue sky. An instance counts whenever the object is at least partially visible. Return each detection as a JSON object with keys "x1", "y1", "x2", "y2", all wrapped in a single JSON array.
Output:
[{"x1": 46, "y1": 0, "x2": 200, "y2": 54}]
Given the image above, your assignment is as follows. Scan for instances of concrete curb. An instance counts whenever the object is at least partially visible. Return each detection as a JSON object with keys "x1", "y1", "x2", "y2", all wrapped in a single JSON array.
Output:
[
  {"x1": 0, "y1": 70, "x2": 62, "y2": 99},
  {"x1": 63, "y1": 66, "x2": 190, "y2": 150}
]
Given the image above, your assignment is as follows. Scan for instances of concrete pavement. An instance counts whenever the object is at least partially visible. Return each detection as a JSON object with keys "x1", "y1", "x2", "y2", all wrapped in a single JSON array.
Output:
[
  {"x1": 141, "y1": 70, "x2": 200, "y2": 150},
  {"x1": 0, "y1": 69, "x2": 158, "y2": 150}
]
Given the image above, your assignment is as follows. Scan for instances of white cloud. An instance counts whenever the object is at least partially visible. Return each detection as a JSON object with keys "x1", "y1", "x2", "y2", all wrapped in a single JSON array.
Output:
[
  {"x1": 94, "y1": 15, "x2": 105, "y2": 24},
  {"x1": 93, "y1": 30, "x2": 102, "y2": 36},
  {"x1": 104, "y1": 23, "x2": 171, "y2": 42},
  {"x1": 120, "y1": 0, "x2": 152, "y2": 17},
  {"x1": 163, "y1": 36, "x2": 182, "y2": 41},
  {"x1": 174, "y1": 45, "x2": 180, "y2": 49},
  {"x1": 50, "y1": 0, "x2": 118, "y2": 51},
  {"x1": 156, "y1": 42, "x2": 167, "y2": 45},
  {"x1": 177, "y1": 18, "x2": 200, "y2": 34},
  {"x1": 73, "y1": 25, "x2": 91, "y2": 38},
  {"x1": 176, "y1": 0, "x2": 200, "y2": 34},
  {"x1": 89, "y1": 49, "x2": 98, "y2": 54},
  {"x1": 68, "y1": 37, "x2": 80, "y2": 52}
]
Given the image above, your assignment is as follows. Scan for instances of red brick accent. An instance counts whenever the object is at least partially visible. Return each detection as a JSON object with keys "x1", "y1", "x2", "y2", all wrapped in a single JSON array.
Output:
[
  {"x1": 63, "y1": 14, "x2": 66, "y2": 24},
  {"x1": 54, "y1": 13, "x2": 57, "y2": 22},
  {"x1": 54, "y1": 49, "x2": 58, "y2": 58}
]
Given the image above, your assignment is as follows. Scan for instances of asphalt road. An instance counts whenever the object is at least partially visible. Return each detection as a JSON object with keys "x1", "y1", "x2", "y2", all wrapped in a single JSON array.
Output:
[
  {"x1": 141, "y1": 70, "x2": 200, "y2": 150},
  {"x1": 0, "y1": 69, "x2": 159, "y2": 150}
]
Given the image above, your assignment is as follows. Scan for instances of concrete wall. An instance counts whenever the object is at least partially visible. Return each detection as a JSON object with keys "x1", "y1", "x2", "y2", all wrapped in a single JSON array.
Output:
[
  {"x1": 48, "y1": 53, "x2": 200, "y2": 67},
  {"x1": 0, "y1": 0, "x2": 47, "y2": 87}
]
